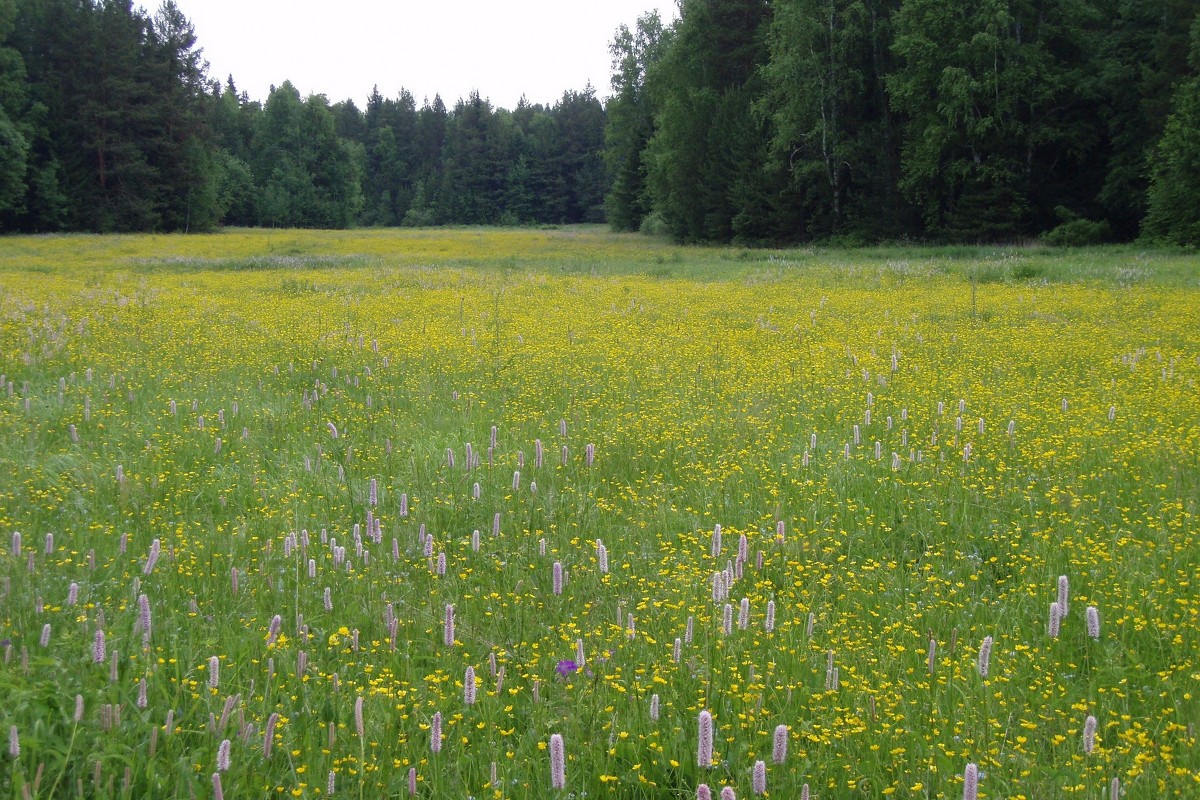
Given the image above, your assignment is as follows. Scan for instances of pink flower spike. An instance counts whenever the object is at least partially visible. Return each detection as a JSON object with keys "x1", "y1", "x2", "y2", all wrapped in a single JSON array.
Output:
[
  {"x1": 697, "y1": 710, "x2": 713, "y2": 768},
  {"x1": 772, "y1": 724, "x2": 788, "y2": 764},
  {"x1": 549, "y1": 733, "x2": 566, "y2": 789},
  {"x1": 430, "y1": 711, "x2": 442, "y2": 753},
  {"x1": 1084, "y1": 715, "x2": 1098, "y2": 754},
  {"x1": 963, "y1": 762, "x2": 979, "y2": 800}
]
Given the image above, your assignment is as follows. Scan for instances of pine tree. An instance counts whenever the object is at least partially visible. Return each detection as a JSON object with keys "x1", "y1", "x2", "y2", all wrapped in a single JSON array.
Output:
[
  {"x1": 553, "y1": 86, "x2": 607, "y2": 223},
  {"x1": 145, "y1": 1, "x2": 220, "y2": 231},
  {"x1": 439, "y1": 92, "x2": 510, "y2": 224}
]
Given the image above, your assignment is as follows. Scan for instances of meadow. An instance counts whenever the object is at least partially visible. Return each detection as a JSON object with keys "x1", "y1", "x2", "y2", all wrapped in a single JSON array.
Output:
[{"x1": 0, "y1": 227, "x2": 1197, "y2": 799}]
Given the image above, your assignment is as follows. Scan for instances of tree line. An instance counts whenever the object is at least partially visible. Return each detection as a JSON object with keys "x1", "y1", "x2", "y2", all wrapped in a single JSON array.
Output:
[
  {"x1": 1, "y1": 0, "x2": 1198, "y2": 244},
  {"x1": 608, "y1": 0, "x2": 1200, "y2": 245},
  {"x1": 0, "y1": 0, "x2": 606, "y2": 233}
]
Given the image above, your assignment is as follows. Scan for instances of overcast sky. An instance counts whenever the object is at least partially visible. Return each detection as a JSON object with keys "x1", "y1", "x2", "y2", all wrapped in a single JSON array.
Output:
[{"x1": 178, "y1": 1, "x2": 677, "y2": 110}]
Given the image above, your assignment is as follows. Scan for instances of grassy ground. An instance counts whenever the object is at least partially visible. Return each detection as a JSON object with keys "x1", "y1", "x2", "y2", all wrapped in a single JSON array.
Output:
[{"x1": 0, "y1": 227, "x2": 1197, "y2": 799}]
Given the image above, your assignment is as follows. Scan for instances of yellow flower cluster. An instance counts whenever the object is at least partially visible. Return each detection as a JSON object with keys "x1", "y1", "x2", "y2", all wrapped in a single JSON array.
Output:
[{"x1": 0, "y1": 230, "x2": 1196, "y2": 798}]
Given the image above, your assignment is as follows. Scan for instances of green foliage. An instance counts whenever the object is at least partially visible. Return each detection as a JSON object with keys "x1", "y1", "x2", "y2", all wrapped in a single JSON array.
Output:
[
  {"x1": 438, "y1": 93, "x2": 511, "y2": 225},
  {"x1": 762, "y1": 0, "x2": 906, "y2": 240},
  {"x1": 554, "y1": 88, "x2": 608, "y2": 224},
  {"x1": 887, "y1": 0, "x2": 1099, "y2": 240},
  {"x1": 0, "y1": 0, "x2": 219, "y2": 232},
  {"x1": 214, "y1": 151, "x2": 256, "y2": 225},
  {"x1": 0, "y1": 2, "x2": 608, "y2": 234},
  {"x1": 1143, "y1": 81, "x2": 1200, "y2": 246},
  {"x1": 248, "y1": 83, "x2": 362, "y2": 229},
  {"x1": 0, "y1": 5, "x2": 28, "y2": 217},
  {"x1": 1096, "y1": 0, "x2": 1199, "y2": 239},
  {"x1": 356, "y1": 87, "x2": 419, "y2": 227},
  {"x1": 1043, "y1": 207, "x2": 1111, "y2": 247},
  {"x1": 0, "y1": 103, "x2": 27, "y2": 216},
  {"x1": 1143, "y1": 20, "x2": 1200, "y2": 246},
  {"x1": 605, "y1": 0, "x2": 1200, "y2": 243},
  {"x1": 401, "y1": 179, "x2": 436, "y2": 227},
  {"x1": 4, "y1": 0, "x2": 1198, "y2": 240},
  {"x1": 604, "y1": 12, "x2": 668, "y2": 232},
  {"x1": 644, "y1": 0, "x2": 774, "y2": 242},
  {"x1": 0, "y1": 229, "x2": 1197, "y2": 798}
]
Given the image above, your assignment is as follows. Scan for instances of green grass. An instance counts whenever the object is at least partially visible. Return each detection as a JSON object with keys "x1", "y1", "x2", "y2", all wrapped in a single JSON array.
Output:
[{"x1": 0, "y1": 228, "x2": 1197, "y2": 799}]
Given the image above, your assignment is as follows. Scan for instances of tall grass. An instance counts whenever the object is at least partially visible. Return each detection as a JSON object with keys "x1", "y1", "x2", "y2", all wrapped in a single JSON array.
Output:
[{"x1": 0, "y1": 228, "x2": 1197, "y2": 798}]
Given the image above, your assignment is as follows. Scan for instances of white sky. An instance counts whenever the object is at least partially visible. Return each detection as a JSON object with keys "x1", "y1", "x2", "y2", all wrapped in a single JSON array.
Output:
[{"x1": 178, "y1": 1, "x2": 677, "y2": 109}]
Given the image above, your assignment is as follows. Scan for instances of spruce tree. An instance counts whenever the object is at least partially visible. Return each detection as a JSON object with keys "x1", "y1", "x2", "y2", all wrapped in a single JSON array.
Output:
[{"x1": 643, "y1": 0, "x2": 773, "y2": 242}]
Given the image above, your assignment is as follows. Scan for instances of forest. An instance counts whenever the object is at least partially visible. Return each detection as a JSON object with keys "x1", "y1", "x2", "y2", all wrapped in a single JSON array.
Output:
[{"x1": 1, "y1": 0, "x2": 1198, "y2": 244}]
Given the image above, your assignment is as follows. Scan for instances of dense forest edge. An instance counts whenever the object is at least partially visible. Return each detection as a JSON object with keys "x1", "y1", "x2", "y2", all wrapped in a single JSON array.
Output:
[{"x1": 1, "y1": 0, "x2": 1198, "y2": 245}]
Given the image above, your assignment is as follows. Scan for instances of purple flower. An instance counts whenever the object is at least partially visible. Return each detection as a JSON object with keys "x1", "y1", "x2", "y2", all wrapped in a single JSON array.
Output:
[
  {"x1": 138, "y1": 593, "x2": 152, "y2": 648},
  {"x1": 556, "y1": 659, "x2": 579, "y2": 678},
  {"x1": 143, "y1": 538, "x2": 160, "y2": 575},
  {"x1": 977, "y1": 635, "x2": 993, "y2": 679}
]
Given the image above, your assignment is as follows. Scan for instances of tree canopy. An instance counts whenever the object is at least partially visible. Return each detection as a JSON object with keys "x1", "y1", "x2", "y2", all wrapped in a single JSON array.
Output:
[
  {"x1": 0, "y1": 0, "x2": 608, "y2": 233},
  {"x1": 611, "y1": 0, "x2": 1200, "y2": 244},
  {"x1": 1, "y1": 0, "x2": 1195, "y2": 244}
]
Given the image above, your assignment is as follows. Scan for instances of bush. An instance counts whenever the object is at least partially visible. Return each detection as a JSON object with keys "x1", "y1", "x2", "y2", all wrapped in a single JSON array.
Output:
[
  {"x1": 1043, "y1": 218, "x2": 1111, "y2": 247},
  {"x1": 401, "y1": 207, "x2": 436, "y2": 228}
]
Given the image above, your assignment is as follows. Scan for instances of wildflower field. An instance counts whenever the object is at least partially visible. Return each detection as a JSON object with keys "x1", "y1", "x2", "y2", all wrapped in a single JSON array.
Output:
[{"x1": 0, "y1": 228, "x2": 1197, "y2": 800}]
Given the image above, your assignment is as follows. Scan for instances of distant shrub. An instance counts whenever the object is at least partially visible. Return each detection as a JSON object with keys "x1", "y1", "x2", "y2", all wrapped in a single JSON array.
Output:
[
  {"x1": 1044, "y1": 218, "x2": 1110, "y2": 247},
  {"x1": 1011, "y1": 261, "x2": 1045, "y2": 280},
  {"x1": 401, "y1": 207, "x2": 436, "y2": 228},
  {"x1": 638, "y1": 212, "x2": 670, "y2": 237}
]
